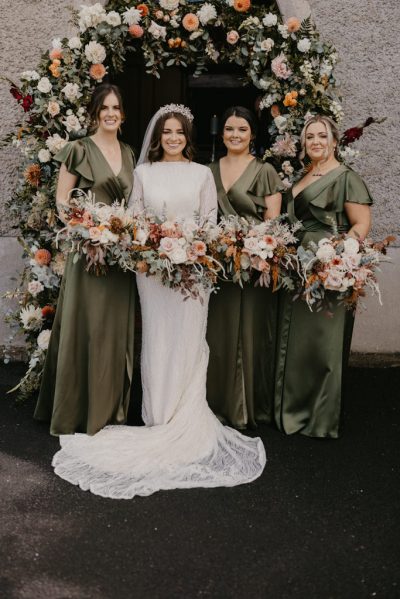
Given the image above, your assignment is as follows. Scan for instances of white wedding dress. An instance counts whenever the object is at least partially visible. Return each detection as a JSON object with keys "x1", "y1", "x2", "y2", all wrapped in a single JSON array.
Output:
[{"x1": 52, "y1": 162, "x2": 266, "y2": 498}]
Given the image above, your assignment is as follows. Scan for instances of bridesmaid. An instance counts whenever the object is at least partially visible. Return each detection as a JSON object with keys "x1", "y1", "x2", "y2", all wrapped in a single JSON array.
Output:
[
  {"x1": 206, "y1": 106, "x2": 283, "y2": 429},
  {"x1": 274, "y1": 115, "x2": 373, "y2": 438},
  {"x1": 34, "y1": 83, "x2": 136, "y2": 435}
]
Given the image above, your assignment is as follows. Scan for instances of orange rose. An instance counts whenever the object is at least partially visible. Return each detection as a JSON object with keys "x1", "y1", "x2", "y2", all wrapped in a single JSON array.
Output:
[
  {"x1": 233, "y1": 0, "x2": 251, "y2": 12},
  {"x1": 89, "y1": 63, "x2": 106, "y2": 81},
  {"x1": 49, "y1": 48, "x2": 63, "y2": 60},
  {"x1": 129, "y1": 24, "x2": 144, "y2": 38},
  {"x1": 283, "y1": 91, "x2": 298, "y2": 107},
  {"x1": 24, "y1": 164, "x2": 41, "y2": 187},
  {"x1": 286, "y1": 17, "x2": 301, "y2": 33},
  {"x1": 182, "y1": 13, "x2": 199, "y2": 31},
  {"x1": 49, "y1": 60, "x2": 61, "y2": 78},
  {"x1": 137, "y1": 3, "x2": 149, "y2": 17},
  {"x1": 35, "y1": 249, "x2": 52, "y2": 266}
]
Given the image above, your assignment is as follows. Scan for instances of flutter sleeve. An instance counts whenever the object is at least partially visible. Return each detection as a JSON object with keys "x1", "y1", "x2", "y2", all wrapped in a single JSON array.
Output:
[
  {"x1": 128, "y1": 167, "x2": 145, "y2": 213},
  {"x1": 53, "y1": 140, "x2": 93, "y2": 189},
  {"x1": 343, "y1": 169, "x2": 374, "y2": 205},
  {"x1": 199, "y1": 167, "x2": 218, "y2": 225},
  {"x1": 247, "y1": 162, "x2": 284, "y2": 209}
]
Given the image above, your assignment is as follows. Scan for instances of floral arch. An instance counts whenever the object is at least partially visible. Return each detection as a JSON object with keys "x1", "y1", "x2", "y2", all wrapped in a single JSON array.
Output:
[{"x1": 4, "y1": 0, "x2": 346, "y2": 397}]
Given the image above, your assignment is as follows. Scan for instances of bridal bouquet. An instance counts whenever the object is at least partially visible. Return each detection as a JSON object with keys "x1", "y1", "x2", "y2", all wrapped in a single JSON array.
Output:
[
  {"x1": 210, "y1": 215, "x2": 301, "y2": 290},
  {"x1": 296, "y1": 234, "x2": 395, "y2": 311},
  {"x1": 56, "y1": 191, "x2": 135, "y2": 276},
  {"x1": 124, "y1": 214, "x2": 223, "y2": 301}
]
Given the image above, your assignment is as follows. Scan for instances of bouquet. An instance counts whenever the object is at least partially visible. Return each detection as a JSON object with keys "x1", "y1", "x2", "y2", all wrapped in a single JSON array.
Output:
[
  {"x1": 209, "y1": 215, "x2": 301, "y2": 290},
  {"x1": 296, "y1": 234, "x2": 395, "y2": 311}
]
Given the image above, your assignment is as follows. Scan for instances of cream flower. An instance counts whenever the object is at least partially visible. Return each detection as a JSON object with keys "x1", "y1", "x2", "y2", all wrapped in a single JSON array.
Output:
[
  {"x1": 197, "y1": 3, "x2": 217, "y2": 26},
  {"x1": 297, "y1": 38, "x2": 311, "y2": 53},
  {"x1": 105, "y1": 11, "x2": 122, "y2": 27},
  {"x1": 47, "y1": 101, "x2": 60, "y2": 117},
  {"x1": 51, "y1": 38, "x2": 62, "y2": 49},
  {"x1": 38, "y1": 149, "x2": 51, "y2": 163},
  {"x1": 271, "y1": 53, "x2": 292, "y2": 80},
  {"x1": 28, "y1": 280, "x2": 44, "y2": 296},
  {"x1": 45, "y1": 133, "x2": 68, "y2": 154},
  {"x1": 123, "y1": 7, "x2": 142, "y2": 26},
  {"x1": 20, "y1": 70, "x2": 40, "y2": 81},
  {"x1": 159, "y1": 0, "x2": 180, "y2": 10},
  {"x1": 84, "y1": 41, "x2": 106, "y2": 64},
  {"x1": 68, "y1": 37, "x2": 82, "y2": 50},
  {"x1": 78, "y1": 3, "x2": 107, "y2": 32},
  {"x1": 62, "y1": 114, "x2": 82, "y2": 133},
  {"x1": 226, "y1": 30, "x2": 239, "y2": 45},
  {"x1": 20, "y1": 305, "x2": 43, "y2": 331},
  {"x1": 262, "y1": 12, "x2": 277, "y2": 27},
  {"x1": 37, "y1": 77, "x2": 52, "y2": 94},
  {"x1": 37, "y1": 329, "x2": 51, "y2": 350},
  {"x1": 316, "y1": 242, "x2": 336, "y2": 263},
  {"x1": 148, "y1": 20, "x2": 167, "y2": 40},
  {"x1": 343, "y1": 237, "x2": 360, "y2": 255},
  {"x1": 61, "y1": 83, "x2": 82, "y2": 102},
  {"x1": 260, "y1": 38, "x2": 274, "y2": 52}
]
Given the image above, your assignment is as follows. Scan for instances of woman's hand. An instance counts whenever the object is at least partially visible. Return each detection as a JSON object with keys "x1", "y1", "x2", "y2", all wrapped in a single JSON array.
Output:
[
  {"x1": 344, "y1": 202, "x2": 371, "y2": 240},
  {"x1": 263, "y1": 192, "x2": 282, "y2": 220},
  {"x1": 56, "y1": 164, "x2": 79, "y2": 224}
]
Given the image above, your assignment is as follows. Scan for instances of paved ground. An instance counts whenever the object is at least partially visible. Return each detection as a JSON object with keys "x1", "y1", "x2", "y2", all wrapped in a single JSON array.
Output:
[{"x1": 1, "y1": 363, "x2": 399, "y2": 599}]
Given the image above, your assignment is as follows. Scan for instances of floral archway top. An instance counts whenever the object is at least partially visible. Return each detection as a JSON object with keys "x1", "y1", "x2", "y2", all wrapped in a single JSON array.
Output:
[{"x1": 4, "y1": 0, "x2": 348, "y2": 396}]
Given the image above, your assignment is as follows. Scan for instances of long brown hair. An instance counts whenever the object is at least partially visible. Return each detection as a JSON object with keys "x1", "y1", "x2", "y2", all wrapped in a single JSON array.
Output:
[
  {"x1": 148, "y1": 112, "x2": 195, "y2": 163},
  {"x1": 87, "y1": 83, "x2": 126, "y2": 133}
]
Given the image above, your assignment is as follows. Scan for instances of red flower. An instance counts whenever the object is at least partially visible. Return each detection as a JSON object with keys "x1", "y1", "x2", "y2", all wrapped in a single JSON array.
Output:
[
  {"x1": 342, "y1": 127, "x2": 363, "y2": 145},
  {"x1": 42, "y1": 305, "x2": 56, "y2": 319},
  {"x1": 21, "y1": 95, "x2": 33, "y2": 112},
  {"x1": 10, "y1": 85, "x2": 23, "y2": 102}
]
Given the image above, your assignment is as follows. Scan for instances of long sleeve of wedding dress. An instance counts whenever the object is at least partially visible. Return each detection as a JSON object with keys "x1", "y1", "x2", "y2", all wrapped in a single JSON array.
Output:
[{"x1": 52, "y1": 162, "x2": 266, "y2": 499}]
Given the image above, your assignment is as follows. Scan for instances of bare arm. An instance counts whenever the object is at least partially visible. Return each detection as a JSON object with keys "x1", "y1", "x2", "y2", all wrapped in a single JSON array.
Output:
[
  {"x1": 264, "y1": 192, "x2": 282, "y2": 220},
  {"x1": 56, "y1": 164, "x2": 79, "y2": 223},
  {"x1": 344, "y1": 202, "x2": 371, "y2": 240}
]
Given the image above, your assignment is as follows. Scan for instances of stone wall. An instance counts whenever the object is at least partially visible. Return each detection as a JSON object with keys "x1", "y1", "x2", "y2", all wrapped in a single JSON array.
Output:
[{"x1": 0, "y1": 0, "x2": 399, "y2": 356}]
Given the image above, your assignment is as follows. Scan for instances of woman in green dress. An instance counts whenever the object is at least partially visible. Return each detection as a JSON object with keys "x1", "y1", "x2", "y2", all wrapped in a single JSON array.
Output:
[
  {"x1": 206, "y1": 106, "x2": 283, "y2": 429},
  {"x1": 274, "y1": 115, "x2": 373, "y2": 438},
  {"x1": 34, "y1": 84, "x2": 136, "y2": 436}
]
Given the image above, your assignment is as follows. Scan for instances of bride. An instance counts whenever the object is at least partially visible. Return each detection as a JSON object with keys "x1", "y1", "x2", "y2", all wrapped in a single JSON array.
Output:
[{"x1": 52, "y1": 105, "x2": 266, "y2": 498}]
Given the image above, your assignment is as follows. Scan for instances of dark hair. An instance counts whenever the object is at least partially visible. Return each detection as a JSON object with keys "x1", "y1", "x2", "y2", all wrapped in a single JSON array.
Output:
[
  {"x1": 220, "y1": 106, "x2": 258, "y2": 139},
  {"x1": 87, "y1": 83, "x2": 125, "y2": 133},
  {"x1": 148, "y1": 112, "x2": 195, "y2": 163}
]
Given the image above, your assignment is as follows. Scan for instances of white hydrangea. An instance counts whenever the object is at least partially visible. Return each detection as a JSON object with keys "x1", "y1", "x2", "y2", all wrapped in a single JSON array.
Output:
[
  {"x1": 51, "y1": 38, "x2": 62, "y2": 49},
  {"x1": 274, "y1": 115, "x2": 288, "y2": 134},
  {"x1": 299, "y1": 60, "x2": 314, "y2": 83},
  {"x1": 278, "y1": 24, "x2": 289, "y2": 39},
  {"x1": 262, "y1": 13, "x2": 277, "y2": 27},
  {"x1": 316, "y1": 242, "x2": 336, "y2": 263},
  {"x1": 259, "y1": 38, "x2": 274, "y2": 52},
  {"x1": 330, "y1": 100, "x2": 344, "y2": 122},
  {"x1": 37, "y1": 77, "x2": 52, "y2": 94},
  {"x1": 38, "y1": 149, "x2": 51, "y2": 163},
  {"x1": 20, "y1": 305, "x2": 43, "y2": 331},
  {"x1": 28, "y1": 280, "x2": 44, "y2": 297},
  {"x1": 78, "y1": 3, "x2": 107, "y2": 32},
  {"x1": 105, "y1": 11, "x2": 122, "y2": 27},
  {"x1": 46, "y1": 133, "x2": 68, "y2": 154},
  {"x1": 61, "y1": 82, "x2": 82, "y2": 102},
  {"x1": 148, "y1": 21, "x2": 167, "y2": 40},
  {"x1": 62, "y1": 114, "x2": 82, "y2": 133},
  {"x1": 159, "y1": 0, "x2": 180, "y2": 10},
  {"x1": 20, "y1": 70, "x2": 40, "y2": 81},
  {"x1": 68, "y1": 37, "x2": 82, "y2": 50},
  {"x1": 37, "y1": 329, "x2": 52, "y2": 351},
  {"x1": 123, "y1": 7, "x2": 142, "y2": 25},
  {"x1": 85, "y1": 41, "x2": 106, "y2": 64},
  {"x1": 297, "y1": 38, "x2": 311, "y2": 53},
  {"x1": 197, "y1": 3, "x2": 217, "y2": 26}
]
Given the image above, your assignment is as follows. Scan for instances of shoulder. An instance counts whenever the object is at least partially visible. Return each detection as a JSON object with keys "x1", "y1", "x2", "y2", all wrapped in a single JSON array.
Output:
[{"x1": 257, "y1": 159, "x2": 279, "y2": 175}]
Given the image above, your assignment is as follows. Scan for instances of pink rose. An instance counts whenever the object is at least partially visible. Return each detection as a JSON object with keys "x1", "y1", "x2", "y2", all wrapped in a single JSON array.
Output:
[
  {"x1": 159, "y1": 237, "x2": 176, "y2": 253},
  {"x1": 271, "y1": 53, "x2": 292, "y2": 80},
  {"x1": 191, "y1": 240, "x2": 206, "y2": 256},
  {"x1": 226, "y1": 30, "x2": 239, "y2": 45}
]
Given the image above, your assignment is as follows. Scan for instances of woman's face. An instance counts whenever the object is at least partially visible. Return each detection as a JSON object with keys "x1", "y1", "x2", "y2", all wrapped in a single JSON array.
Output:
[
  {"x1": 223, "y1": 115, "x2": 253, "y2": 154},
  {"x1": 161, "y1": 117, "x2": 187, "y2": 161},
  {"x1": 97, "y1": 92, "x2": 122, "y2": 133},
  {"x1": 305, "y1": 121, "x2": 334, "y2": 162}
]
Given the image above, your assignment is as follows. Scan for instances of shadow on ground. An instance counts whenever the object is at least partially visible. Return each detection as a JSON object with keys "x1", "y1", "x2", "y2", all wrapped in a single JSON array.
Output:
[{"x1": 1, "y1": 364, "x2": 399, "y2": 599}]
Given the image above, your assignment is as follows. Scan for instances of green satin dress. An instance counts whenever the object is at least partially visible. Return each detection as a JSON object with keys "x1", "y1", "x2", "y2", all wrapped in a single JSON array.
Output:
[
  {"x1": 274, "y1": 165, "x2": 373, "y2": 438},
  {"x1": 34, "y1": 137, "x2": 136, "y2": 436},
  {"x1": 206, "y1": 159, "x2": 283, "y2": 429}
]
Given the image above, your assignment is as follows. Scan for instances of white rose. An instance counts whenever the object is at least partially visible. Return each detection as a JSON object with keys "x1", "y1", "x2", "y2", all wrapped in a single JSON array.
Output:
[
  {"x1": 28, "y1": 280, "x2": 44, "y2": 296},
  {"x1": 159, "y1": 237, "x2": 178, "y2": 254},
  {"x1": 37, "y1": 77, "x2": 52, "y2": 94},
  {"x1": 37, "y1": 329, "x2": 52, "y2": 350},
  {"x1": 148, "y1": 20, "x2": 167, "y2": 40},
  {"x1": 160, "y1": 0, "x2": 180, "y2": 10},
  {"x1": 38, "y1": 149, "x2": 51, "y2": 163},
  {"x1": 244, "y1": 237, "x2": 260, "y2": 253},
  {"x1": 46, "y1": 133, "x2": 68, "y2": 154},
  {"x1": 84, "y1": 41, "x2": 106, "y2": 64},
  {"x1": 21, "y1": 70, "x2": 40, "y2": 81},
  {"x1": 297, "y1": 38, "x2": 312, "y2": 53},
  {"x1": 316, "y1": 243, "x2": 336, "y2": 263},
  {"x1": 61, "y1": 83, "x2": 82, "y2": 102},
  {"x1": 78, "y1": 3, "x2": 107, "y2": 32},
  {"x1": 168, "y1": 247, "x2": 188, "y2": 264},
  {"x1": 47, "y1": 101, "x2": 60, "y2": 117},
  {"x1": 68, "y1": 37, "x2": 82, "y2": 50},
  {"x1": 105, "y1": 11, "x2": 122, "y2": 26},
  {"x1": 123, "y1": 7, "x2": 142, "y2": 26},
  {"x1": 343, "y1": 237, "x2": 360, "y2": 255},
  {"x1": 262, "y1": 13, "x2": 277, "y2": 27},
  {"x1": 63, "y1": 114, "x2": 82, "y2": 133},
  {"x1": 260, "y1": 38, "x2": 274, "y2": 52}
]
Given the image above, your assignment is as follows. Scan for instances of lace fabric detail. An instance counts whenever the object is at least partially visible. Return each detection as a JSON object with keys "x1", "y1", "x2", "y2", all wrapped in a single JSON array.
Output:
[{"x1": 52, "y1": 162, "x2": 266, "y2": 499}]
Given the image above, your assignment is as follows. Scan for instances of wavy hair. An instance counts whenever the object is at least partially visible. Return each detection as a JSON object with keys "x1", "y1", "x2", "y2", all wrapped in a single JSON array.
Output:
[
  {"x1": 299, "y1": 115, "x2": 340, "y2": 165},
  {"x1": 148, "y1": 112, "x2": 195, "y2": 163}
]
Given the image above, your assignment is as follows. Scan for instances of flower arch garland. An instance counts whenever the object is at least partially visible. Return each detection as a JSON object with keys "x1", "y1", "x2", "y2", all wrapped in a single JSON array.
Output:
[{"x1": 4, "y1": 0, "x2": 346, "y2": 397}]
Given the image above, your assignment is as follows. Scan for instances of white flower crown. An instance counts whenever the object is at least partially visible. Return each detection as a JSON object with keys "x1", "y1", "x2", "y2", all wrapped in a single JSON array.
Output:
[{"x1": 157, "y1": 103, "x2": 194, "y2": 122}]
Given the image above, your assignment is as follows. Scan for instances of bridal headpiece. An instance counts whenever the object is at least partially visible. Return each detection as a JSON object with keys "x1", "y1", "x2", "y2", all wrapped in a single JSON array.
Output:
[{"x1": 137, "y1": 104, "x2": 194, "y2": 165}]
